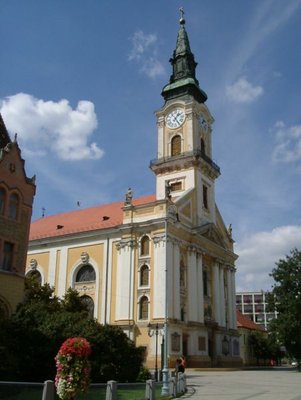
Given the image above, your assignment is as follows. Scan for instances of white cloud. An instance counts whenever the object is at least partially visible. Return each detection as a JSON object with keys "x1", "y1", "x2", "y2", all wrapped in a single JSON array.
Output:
[
  {"x1": 235, "y1": 226, "x2": 301, "y2": 291},
  {"x1": 128, "y1": 30, "x2": 157, "y2": 61},
  {"x1": 226, "y1": 77, "x2": 264, "y2": 103},
  {"x1": 128, "y1": 30, "x2": 165, "y2": 79},
  {"x1": 141, "y1": 57, "x2": 165, "y2": 79},
  {"x1": 272, "y1": 121, "x2": 301, "y2": 163},
  {"x1": 0, "y1": 93, "x2": 103, "y2": 161}
]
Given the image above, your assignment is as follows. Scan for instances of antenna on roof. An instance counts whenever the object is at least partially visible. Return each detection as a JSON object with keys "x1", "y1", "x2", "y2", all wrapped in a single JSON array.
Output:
[
  {"x1": 42, "y1": 207, "x2": 45, "y2": 218},
  {"x1": 77, "y1": 201, "x2": 81, "y2": 207}
]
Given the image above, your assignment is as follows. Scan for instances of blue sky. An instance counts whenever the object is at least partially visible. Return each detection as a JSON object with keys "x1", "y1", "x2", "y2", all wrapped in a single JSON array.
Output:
[{"x1": 1, "y1": 0, "x2": 301, "y2": 291}]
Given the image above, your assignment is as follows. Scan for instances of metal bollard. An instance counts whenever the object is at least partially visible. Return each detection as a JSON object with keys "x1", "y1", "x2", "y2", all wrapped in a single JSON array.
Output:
[
  {"x1": 42, "y1": 380, "x2": 54, "y2": 400},
  {"x1": 145, "y1": 379, "x2": 156, "y2": 400},
  {"x1": 170, "y1": 376, "x2": 176, "y2": 397},
  {"x1": 106, "y1": 380, "x2": 117, "y2": 400}
]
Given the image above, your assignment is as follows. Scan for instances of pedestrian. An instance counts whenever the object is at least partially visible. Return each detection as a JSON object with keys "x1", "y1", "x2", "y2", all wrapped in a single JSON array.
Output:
[{"x1": 180, "y1": 355, "x2": 186, "y2": 372}]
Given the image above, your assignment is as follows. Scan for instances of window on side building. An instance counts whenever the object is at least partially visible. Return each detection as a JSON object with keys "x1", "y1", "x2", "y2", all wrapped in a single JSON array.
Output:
[
  {"x1": 8, "y1": 193, "x2": 19, "y2": 220},
  {"x1": 3, "y1": 242, "x2": 14, "y2": 271},
  {"x1": 0, "y1": 188, "x2": 6, "y2": 215}
]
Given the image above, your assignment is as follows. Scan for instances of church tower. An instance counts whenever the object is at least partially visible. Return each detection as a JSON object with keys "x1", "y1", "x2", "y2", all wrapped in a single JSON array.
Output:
[{"x1": 150, "y1": 12, "x2": 220, "y2": 226}]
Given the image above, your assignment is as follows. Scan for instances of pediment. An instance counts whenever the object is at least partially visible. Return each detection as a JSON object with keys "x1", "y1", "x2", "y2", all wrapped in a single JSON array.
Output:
[{"x1": 195, "y1": 223, "x2": 226, "y2": 248}]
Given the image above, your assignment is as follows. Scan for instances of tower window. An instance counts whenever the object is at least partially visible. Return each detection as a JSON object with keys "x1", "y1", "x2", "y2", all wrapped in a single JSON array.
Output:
[
  {"x1": 140, "y1": 236, "x2": 150, "y2": 256},
  {"x1": 171, "y1": 135, "x2": 182, "y2": 156},
  {"x1": 170, "y1": 181, "x2": 182, "y2": 192},
  {"x1": 201, "y1": 138, "x2": 206, "y2": 154},
  {"x1": 140, "y1": 264, "x2": 149, "y2": 286},
  {"x1": 139, "y1": 296, "x2": 149, "y2": 320},
  {"x1": 203, "y1": 185, "x2": 208, "y2": 210},
  {"x1": 8, "y1": 193, "x2": 19, "y2": 220}
]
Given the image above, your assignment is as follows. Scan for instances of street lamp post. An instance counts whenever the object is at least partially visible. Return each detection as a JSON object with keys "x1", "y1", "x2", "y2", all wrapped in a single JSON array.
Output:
[{"x1": 148, "y1": 323, "x2": 159, "y2": 381}]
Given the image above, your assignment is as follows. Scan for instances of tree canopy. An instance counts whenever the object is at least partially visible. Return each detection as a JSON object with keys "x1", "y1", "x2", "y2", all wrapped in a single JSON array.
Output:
[
  {"x1": 0, "y1": 278, "x2": 143, "y2": 382},
  {"x1": 267, "y1": 248, "x2": 301, "y2": 361}
]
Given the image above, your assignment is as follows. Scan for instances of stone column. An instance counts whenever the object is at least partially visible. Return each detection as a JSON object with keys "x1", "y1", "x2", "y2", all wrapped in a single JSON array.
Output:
[
  {"x1": 219, "y1": 265, "x2": 226, "y2": 327},
  {"x1": 212, "y1": 262, "x2": 221, "y2": 324},
  {"x1": 231, "y1": 268, "x2": 237, "y2": 329},
  {"x1": 173, "y1": 241, "x2": 181, "y2": 320},
  {"x1": 187, "y1": 246, "x2": 198, "y2": 322},
  {"x1": 197, "y1": 251, "x2": 204, "y2": 323},
  {"x1": 226, "y1": 268, "x2": 233, "y2": 329}
]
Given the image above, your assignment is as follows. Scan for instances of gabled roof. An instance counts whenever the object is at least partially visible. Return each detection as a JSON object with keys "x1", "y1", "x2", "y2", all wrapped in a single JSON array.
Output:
[
  {"x1": 0, "y1": 113, "x2": 11, "y2": 148},
  {"x1": 236, "y1": 310, "x2": 265, "y2": 331},
  {"x1": 29, "y1": 194, "x2": 156, "y2": 241}
]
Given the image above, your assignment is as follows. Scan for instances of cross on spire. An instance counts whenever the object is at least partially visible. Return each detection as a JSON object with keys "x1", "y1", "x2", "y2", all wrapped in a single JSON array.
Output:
[{"x1": 179, "y1": 7, "x2": 185, "y2": 25}]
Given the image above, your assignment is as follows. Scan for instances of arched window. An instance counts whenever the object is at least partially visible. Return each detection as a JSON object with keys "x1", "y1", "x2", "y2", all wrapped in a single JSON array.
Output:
[
  {"x1": 139, "y1": 296, "x2": 149, "y2": 320},
  {"x1": 201, "y1": 138, "x2": 206, "y2": 154},
  {"x1": 81, "y1": 295, "x2": 94, "y2": 318},
  {"x1": 8, "y1": 193, "x2": 19, "y2": 219},
  {"x1": 140, "y1": 236, "x2": 150, "y2": 256},
  {"x1": 26, "y1": 269, "x2": 42, "y2": 286},
  {"x1": 171, "y1": 135, "x2": 182, "y2": 156},
  {"x1": 0, "y1": 188, "x2": 5, "y2": 215},
  {"x1": 140, "y1": 264, "x2": 149, "y2": 286},
  {"x1": 76, "y1": 264, "x2": 96, "y2": 283}
]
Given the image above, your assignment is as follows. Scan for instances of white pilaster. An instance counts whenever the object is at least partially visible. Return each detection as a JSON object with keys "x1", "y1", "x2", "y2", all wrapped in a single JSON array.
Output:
[
  {"x1": 166, "y1": 237, "x2": 173, "y2": 320},
  {"x1": 231, "y1": 269, "x2": 237, "y2": 329},
  {"x1": 197, "y1": 252, "x2": 204, "y2": 323},
  {"x1": 187, "y1": 247, "x2": 198, "y2": 322},
  {"x1": 48, "y1": 248, "x2": 57, "y2": 287},
  {"x1": 116, "y1": 240, "x2": 134, "y2": 321},
  {"x1": 212, "y1": 263, "x2": 221, "y2": 324},
  {"x1": 101, "y1": 238, "x2": 112, "y2": 325},
  {"x1": 219, "y1": 266, "x2": 226, "y2": 327},
  {"x1": 227, "y1": 268, "x2": 233, "y2": 328},
  {"x1": 57, "y1": 247, "x2": 68, "y2": 298},
  {"x1": 173, "y1": 241, "x2": 181, "y2": 320},
  {"x1": 153, "y1": 234, "x2": 166, "y2": 319},
  {"x1": 157, "y1": 117, "x2": 164, "y2": 159}
]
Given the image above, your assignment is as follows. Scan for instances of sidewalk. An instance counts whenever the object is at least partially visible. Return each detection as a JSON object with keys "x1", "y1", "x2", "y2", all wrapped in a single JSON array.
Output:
[{"x1": 184, "y1": 367, "x2": 300, "y2": 400}]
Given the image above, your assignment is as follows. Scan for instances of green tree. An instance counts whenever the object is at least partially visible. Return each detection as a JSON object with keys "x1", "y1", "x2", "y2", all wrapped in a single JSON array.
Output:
[
  {"x1": 249, "y1": 332, "x2": 269, "y2": 365},
  {"x1": 0, "y1": 279, "x2": 143, "y2": 382},
  {"x1": 267, "y1": 248, "x2": 301, "y2": 361}
]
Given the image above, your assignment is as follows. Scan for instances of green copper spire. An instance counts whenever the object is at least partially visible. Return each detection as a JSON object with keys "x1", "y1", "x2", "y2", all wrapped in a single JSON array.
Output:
[{"x1": 162, "y1": 9, "x2": 207, "y2": 103}]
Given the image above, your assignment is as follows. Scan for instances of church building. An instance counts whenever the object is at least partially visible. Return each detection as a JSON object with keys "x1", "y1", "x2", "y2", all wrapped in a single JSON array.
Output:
[
  {"x1": 0, "y1": 114, "x2": 36, "y2": 317},
  {"x1": 27, "y1": 14, "x2": 240, "y2": 368}
]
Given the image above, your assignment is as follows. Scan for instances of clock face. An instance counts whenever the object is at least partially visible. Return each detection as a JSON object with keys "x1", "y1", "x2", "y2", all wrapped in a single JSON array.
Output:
[
  {"x1": 199, "y1": 113, "x2": 208, "y2": 132},
  {"x1": 166, "y1": 109, "x2": 185, "y2": 129}
]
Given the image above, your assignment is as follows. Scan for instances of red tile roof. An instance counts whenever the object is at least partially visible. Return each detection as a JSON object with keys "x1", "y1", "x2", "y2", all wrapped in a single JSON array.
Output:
[
  {"x1": 236, "y1": 310, "x2": 264, "y2": 331},
  {"x1": 29, "y1": 194, "x2": 156, "y2": 241}
]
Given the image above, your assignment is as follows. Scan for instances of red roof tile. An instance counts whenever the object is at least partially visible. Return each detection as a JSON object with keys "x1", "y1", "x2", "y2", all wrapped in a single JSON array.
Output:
[
  {"x1": 236, "y1": 310, "x2": 264, "y2": 331},
  {"x1": 30, "y1": 194, "x2": 156, "y2": 241}
]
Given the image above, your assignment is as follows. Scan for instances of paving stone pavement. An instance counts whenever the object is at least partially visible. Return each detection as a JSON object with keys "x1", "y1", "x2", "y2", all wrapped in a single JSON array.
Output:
[{"x1": 184, "y1": 367, "x2": 301, "y2": 400}]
